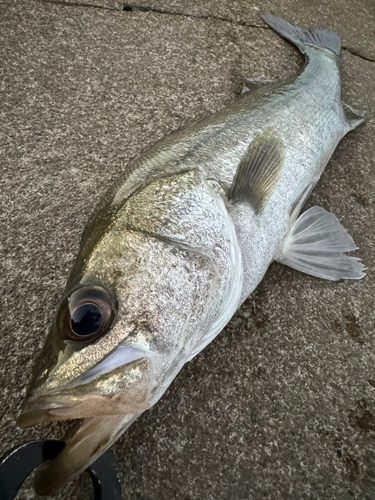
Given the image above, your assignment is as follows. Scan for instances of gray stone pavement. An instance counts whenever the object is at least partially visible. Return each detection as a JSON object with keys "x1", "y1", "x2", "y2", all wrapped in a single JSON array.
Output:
[{"x1": 1, "y1": 0, "x2": 375, "y2": 498}]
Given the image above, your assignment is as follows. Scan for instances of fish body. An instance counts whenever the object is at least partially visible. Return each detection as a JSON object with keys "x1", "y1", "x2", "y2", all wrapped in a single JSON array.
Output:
[{"x1": 17, "y1": 14, "x2": 365, "y2": 495}]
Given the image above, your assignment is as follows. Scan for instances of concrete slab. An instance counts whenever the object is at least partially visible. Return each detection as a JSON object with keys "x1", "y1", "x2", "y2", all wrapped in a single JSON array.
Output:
[
  {"x1": 48, "y1": 0, "x2": 375, "y2": 61},
  {"x1": 1, "y1": 0, "x2": 375, "y2": 499}
]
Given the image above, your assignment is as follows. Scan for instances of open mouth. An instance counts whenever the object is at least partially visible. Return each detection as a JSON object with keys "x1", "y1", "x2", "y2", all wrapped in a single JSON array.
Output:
[
  {"x1": 16, "y1": 351, "x2": 150, "y2": 495},
  {"x1": 32, "y1": 412, "x2": 140, "y2": 496},
  {"x1": 17, "y1": 346, "x2": 149, "y2": 428},
  {"x1": 17, "y1": 395, "x2": 143, "y2": 496}
]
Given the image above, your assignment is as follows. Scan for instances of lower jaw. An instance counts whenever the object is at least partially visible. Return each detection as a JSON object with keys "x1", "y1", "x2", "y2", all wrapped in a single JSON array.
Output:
[{"x1": 34, "y1": 412, "x2": 142, "y2": 496}]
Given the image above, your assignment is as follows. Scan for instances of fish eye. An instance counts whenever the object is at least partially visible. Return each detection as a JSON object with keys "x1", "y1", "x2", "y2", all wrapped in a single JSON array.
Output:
[
  {"x1": 71, "y1": 303, "x2": 103, "y2": 336},
  {"x1": 57, "y1": 285, "x2": 117, "y2": 341}
]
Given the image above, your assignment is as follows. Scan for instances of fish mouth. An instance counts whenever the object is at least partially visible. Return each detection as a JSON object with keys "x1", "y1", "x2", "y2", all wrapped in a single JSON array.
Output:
[
  {"x1": 16, "y1": 354, "x2": 150, "y2": 495},
  {"x1": 17, "y1": 395, "x2": 143, "y2": 496},
  {"x1": 17, "y1": 353, "x2": 150, "y2": 428},
  {"x1": 33, "y1": 413, "x2": 140, "y2": 496}
]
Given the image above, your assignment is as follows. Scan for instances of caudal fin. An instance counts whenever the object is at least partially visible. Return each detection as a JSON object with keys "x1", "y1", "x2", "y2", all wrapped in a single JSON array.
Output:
[{"x1": 259, "y1": 12, "x2": 341, "y2": 57}]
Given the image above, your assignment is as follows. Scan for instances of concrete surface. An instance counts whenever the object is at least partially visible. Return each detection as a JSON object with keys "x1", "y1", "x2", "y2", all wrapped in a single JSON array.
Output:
[
  {"x1": 51, "y1": 0, "x2": 375, "y2": 61},
  {"x1": 1, "y1": 0, "x2": 375, "y2": 498}
]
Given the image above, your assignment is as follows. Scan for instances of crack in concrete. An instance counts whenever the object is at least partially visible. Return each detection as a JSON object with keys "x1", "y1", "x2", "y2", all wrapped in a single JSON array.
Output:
[
  {"x1": 36, "y1": 0, "x2": 121, "y2": 12},
  {"x1": 342, "y1": 46, "x2": 375, "y2": 63},
  {"x1": 39, "y1": 0, "x2": 119, "y2": 11},
  {"x1": 122, "y1": 3, "x2": 269, "y2": 29},
  {"x1": 38, "y1": 1, "x2": 375, "y2": 64}
]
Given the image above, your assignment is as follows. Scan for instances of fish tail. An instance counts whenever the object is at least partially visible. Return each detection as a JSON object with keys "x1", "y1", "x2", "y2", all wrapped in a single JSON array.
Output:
[{"x1": 259, "y1": 12, "x2": 341, "y2": 57}]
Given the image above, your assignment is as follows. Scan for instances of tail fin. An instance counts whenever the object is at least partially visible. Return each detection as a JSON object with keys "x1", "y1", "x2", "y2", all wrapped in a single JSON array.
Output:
[{"x1": 259, "y1": 12, "x2": 341, "y2": 57}]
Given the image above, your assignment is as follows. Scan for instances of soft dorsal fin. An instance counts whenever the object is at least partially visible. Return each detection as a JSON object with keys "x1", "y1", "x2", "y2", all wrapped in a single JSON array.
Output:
[
  {"x1": 343, "y1": 102, "x2": 365, "y2": 131},
  {"x1": 277, "y1": 206, "x2": 365, "y2": 281},
  {"x1": 241, "y1": 77, "x2": 274, "y2": 94},
  {"x1": 233, "y1": 68, "x2": 274, "y2": 95},
  {"x1": 228, "y1": 129, "x2": 284, "y2": 213}
]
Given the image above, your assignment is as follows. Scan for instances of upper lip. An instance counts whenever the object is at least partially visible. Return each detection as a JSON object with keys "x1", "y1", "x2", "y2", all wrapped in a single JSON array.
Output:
[
  {"x1": 17, "y1": 395, "x2": 94, "y2": 428},
  {"x1": 17, "y1": 392, "x2": 137, "y2": 428}
]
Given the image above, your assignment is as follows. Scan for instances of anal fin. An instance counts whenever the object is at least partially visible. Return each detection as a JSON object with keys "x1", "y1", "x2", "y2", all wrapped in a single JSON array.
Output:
[
  {"x1": 277, "y1": 206, "x2": 365, "y2": 281},
  {"x1": 228, "y1": 129, "x2": 284, "y2": 213}
]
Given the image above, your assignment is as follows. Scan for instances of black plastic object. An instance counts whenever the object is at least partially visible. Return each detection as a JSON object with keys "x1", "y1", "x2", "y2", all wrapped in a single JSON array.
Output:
[
  {"x1": 87, "y1": 445, "x2": 123, "y2": 500},
  {"x1": 0, "y1": 440, "x2": 123, "y2": 500}
]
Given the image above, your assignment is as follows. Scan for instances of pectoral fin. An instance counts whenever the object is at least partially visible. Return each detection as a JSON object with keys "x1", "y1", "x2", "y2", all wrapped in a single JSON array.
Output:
[
  {"x1": 277, "y1": 206, "x2": 365, "y2": 281},
  {"x1": 228, "y1": 129, "x2": 284, "y2": 213}
]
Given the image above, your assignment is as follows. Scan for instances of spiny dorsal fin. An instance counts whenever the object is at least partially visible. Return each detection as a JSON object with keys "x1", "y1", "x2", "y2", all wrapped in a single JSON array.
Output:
[{"x1": 228, "y1": 128, "x2": 284, "y2": 213}]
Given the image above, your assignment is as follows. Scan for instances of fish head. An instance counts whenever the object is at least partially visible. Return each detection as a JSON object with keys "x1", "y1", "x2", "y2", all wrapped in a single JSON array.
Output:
[
  {"x1": 17, "y1": 278, "x2": 152, "y2": 426},
  {"x1": 17, "y1": 200, "x2": 216, "y2": 494}
]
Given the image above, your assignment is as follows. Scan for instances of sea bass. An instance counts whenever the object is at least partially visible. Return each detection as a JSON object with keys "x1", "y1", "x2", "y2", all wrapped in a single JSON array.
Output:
[{"x1": 17, "y1": 13, "x2": 365, "y2": 495}]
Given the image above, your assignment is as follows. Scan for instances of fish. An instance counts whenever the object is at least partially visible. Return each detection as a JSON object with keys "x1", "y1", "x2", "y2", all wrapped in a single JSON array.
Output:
[{"x1": 16, "y1": 13, "x2": 365, "y2": 495}]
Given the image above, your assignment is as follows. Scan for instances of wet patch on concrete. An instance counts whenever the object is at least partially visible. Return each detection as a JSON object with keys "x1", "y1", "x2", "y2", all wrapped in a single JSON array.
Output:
[
  {"x1": 349, "y1": 399, "x2": 375, "y2": 434},
  {"x1": 331, "y1": 310, "x2": 365, "y2": 345}
]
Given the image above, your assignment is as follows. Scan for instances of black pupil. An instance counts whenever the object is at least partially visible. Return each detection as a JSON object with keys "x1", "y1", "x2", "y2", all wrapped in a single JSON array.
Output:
[{"x1": 71, "y1": 304, "x2": 102, "y2": 336}]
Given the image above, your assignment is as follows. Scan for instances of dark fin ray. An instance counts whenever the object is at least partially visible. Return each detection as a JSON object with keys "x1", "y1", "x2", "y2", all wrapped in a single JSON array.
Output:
[
  {"x1": 343, "y1": 102, "x2": 365, "y2": 130},
  {"x1": 277, "y1": 206, "x2": 366, "y2": 281},
  {"x1": 260, "y1": 12, "x2": 341, "y2": 56},
  {"x1": 228, "y1": 129, "x2": 284, "y2": 213}
]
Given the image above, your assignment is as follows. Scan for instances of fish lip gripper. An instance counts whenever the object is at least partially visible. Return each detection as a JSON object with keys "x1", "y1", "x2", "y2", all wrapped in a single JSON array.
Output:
[{"x1": 0, "y1": 440, "x2": 124, "y2": 500}]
